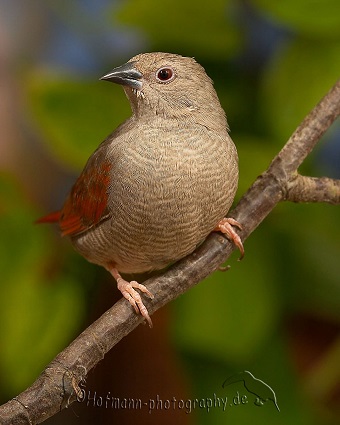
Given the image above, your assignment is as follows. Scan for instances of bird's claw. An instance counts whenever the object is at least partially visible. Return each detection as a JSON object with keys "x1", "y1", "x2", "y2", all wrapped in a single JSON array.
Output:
[
  {"x1": 117, "y1": 278, "x2": 154, "y2": 327},
  {"x1": 215, "y1": 217, "x2": 245, "y2": 260}
]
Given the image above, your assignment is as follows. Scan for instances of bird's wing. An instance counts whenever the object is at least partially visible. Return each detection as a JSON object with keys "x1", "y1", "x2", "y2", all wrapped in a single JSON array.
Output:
[
  {"x1": 59, "y1": 156, "x2": 111, "y2": 236},
  {"x1": 37, "y1": 152, "x2": 111, "y2": 237}
]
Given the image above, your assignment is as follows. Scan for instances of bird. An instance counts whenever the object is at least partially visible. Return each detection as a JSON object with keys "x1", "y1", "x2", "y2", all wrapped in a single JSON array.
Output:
[{"x1": 37, "y1": 52, "x2": 244, "y2": 327}]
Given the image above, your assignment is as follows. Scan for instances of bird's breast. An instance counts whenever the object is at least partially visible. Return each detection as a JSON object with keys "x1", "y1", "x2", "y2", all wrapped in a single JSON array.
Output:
[{"x1": 73, "y1": 126, "x2": 238, "y2": 273}]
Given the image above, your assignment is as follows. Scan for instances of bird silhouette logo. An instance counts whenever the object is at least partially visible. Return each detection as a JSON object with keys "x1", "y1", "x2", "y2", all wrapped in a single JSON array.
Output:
[{"x1": 222, "y1": 371, "x2": 280, "y2": 412}]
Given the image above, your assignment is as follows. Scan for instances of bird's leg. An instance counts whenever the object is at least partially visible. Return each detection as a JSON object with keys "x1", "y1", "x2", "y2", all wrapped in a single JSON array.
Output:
[
  {"x1": 106, "y1": 266, "x2": 154, "y2": 328},
  {"x1": 214, "y1": 217, "x2": 245, "y2": 260}
]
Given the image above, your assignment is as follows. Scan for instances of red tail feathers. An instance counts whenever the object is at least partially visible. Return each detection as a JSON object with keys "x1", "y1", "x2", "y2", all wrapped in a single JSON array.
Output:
[{"x1": 35, "y1": 211, "x2": 61, "y2": 224}]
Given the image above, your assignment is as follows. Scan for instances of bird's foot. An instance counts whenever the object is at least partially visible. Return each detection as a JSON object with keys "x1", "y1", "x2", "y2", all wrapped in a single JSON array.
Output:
[
  {"x1": 109, "y1": 267, "x2": 154, "y2": 327},
  {"x1": 215, "y1": 217, "x2": 244, "y2": 260}
]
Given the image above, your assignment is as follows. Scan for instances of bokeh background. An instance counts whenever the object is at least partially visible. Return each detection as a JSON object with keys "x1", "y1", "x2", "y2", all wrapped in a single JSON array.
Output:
[{"x1": 0, "y1": 1, "x2": 339, "y2": 424}]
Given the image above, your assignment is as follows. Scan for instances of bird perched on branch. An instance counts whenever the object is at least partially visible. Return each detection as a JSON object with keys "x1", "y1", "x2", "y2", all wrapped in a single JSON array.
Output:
[{"x1": 37, "y1": 52, "x2": 244, "y2": 327}]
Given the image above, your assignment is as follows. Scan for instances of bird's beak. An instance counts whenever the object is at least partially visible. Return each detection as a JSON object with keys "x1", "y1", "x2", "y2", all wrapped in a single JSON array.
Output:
[{"x1": 100, "y1": 61, "x2": 142, "y2": 91}]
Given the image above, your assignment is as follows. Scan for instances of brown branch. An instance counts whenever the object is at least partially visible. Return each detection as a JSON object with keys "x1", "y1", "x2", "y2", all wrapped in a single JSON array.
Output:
[
  {"x1": 0, "y1": 80, "x2": 339, "y2": 425},
  {"x1": 286, "y1": 174, "x2": 340, "y2": 204}
]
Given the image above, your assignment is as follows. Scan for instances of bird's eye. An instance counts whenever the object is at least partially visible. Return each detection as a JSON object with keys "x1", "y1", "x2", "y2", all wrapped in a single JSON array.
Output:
[{"x1": 156, "y1": 67, "x2": 175, "y2": 83}]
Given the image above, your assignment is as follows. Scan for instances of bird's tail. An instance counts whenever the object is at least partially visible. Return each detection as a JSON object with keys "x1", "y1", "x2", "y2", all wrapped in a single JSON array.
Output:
[{"x1": 35, "y1": 211, "x2": 61, "y2": 224}]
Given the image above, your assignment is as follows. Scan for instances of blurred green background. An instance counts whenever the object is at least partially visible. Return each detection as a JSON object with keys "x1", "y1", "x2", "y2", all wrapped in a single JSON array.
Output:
[{"x1": 0, "y1": 1, "x2": 339, "y2": 424}]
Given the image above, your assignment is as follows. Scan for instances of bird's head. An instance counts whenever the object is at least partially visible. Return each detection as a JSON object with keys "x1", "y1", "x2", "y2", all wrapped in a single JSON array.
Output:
[{"x1": 101, "y1": 52, "x2": 228, "y2": 131}]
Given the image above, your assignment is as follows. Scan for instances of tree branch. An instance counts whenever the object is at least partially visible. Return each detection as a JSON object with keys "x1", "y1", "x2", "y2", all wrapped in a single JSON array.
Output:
[
  {"x1": 286, "y1": 174, "x2": 340, "y2": 204},
  {"x1": 1, "y1": 80, "x2": 339, "y2": 425}
]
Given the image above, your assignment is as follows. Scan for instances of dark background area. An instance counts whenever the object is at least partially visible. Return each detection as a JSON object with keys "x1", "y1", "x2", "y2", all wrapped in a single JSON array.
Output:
[{"x1": 0, "y1": 1, "x2": 339, "y2": 424}]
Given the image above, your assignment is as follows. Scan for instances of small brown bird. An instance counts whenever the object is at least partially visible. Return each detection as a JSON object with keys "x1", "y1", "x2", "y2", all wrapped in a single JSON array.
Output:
[{"x1": 38, "y1": 52, "x2": 244, "y2": 327}]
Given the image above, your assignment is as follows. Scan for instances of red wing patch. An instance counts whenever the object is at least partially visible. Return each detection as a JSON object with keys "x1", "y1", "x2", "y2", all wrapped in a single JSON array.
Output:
[{"x1": 59, "y1": 159, "x2": 111, "y2": 236}]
